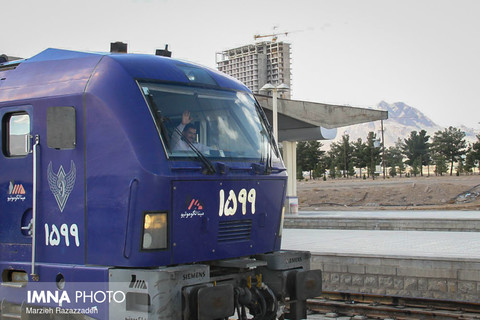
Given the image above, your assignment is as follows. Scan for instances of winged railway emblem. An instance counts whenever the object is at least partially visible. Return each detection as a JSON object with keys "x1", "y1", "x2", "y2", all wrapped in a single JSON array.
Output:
[{"x1": 47, "y1": 161, "x2": 76, "y2": 212}]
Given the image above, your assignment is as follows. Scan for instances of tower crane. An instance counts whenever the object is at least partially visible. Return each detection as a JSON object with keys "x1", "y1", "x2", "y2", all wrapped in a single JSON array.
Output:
[{"x1": 253, "y1": 31, "x2": 290, "y2": 42}]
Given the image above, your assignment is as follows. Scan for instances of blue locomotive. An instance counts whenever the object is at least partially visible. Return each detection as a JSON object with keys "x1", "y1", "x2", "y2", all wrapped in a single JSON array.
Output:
[{"x1": 0, "y1": 48, "x2": 321, "y2": 319}]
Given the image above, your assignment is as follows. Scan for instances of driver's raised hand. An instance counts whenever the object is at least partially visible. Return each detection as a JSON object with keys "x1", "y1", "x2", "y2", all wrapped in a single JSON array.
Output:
[{"x1": 182, "y1": 110, "x2": 192, "y2": 125}]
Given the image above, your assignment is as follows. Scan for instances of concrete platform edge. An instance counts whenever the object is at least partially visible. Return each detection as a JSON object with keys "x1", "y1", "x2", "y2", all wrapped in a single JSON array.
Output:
[{"x1": 312, "y1": 253, "x2": 480, "y2": 303}]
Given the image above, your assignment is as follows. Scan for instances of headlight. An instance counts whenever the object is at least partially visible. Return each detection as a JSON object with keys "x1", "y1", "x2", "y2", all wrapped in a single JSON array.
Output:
[{"x1": 142, "y1": 212, "x2": 167, "y2": 250}]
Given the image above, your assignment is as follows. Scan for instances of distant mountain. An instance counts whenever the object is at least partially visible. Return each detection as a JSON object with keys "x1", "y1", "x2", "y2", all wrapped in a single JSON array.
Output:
[
  {"x1": 376, "y1": 101, "x2": 438, "y2": 129},
  {"x1": 327, "y1": 101, "x2": 478, "y2": 148}
]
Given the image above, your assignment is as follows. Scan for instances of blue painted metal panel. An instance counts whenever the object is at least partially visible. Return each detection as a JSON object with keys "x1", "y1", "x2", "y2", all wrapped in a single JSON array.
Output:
[
  {"x1": 0, "y1": 49, "x2": 102, "y2": 103},
  {"x1": 33, "y1": 96, "x2": 86, "y2": 266},
  {"x1": 0, "y1": 105, "x2": 34, "y2": 253},
  {"x1": 109, "y1": 54, "x2": 248, "y2": 92},
  {"x1": 0, "y1": 97, "x2": 86, "y2": 265},
  {"x1": 171, "y1": 178, "x2": 285, "y2": 264},
  {"x1": 26, "y1": 48, "x2": 99, "y2": 62},
  {"x1": 83, "y1": 56, "x2": 172, "y2": 267}
]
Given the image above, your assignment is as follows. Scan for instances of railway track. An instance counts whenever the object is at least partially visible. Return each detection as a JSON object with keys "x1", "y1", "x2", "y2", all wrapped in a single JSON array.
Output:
[{"x1": 306, "y1": 291, "x2": 480, "y2": 319}]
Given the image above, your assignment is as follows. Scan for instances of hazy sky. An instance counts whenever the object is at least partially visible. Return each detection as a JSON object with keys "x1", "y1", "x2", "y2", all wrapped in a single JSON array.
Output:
[{"x1": 2, "y1": 0, "x2": 479, "y2": 129}]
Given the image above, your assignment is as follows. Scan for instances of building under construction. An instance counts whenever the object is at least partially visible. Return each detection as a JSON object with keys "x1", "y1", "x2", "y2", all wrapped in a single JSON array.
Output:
[{"x1": 216, "y1": 41, "x2": 292, "y2": 98}]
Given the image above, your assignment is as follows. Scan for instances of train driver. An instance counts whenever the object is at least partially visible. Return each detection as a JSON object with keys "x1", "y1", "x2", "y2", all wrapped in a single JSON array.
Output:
[{"x1": 171, "y1": 110, "x2": 210, "y2": 153}]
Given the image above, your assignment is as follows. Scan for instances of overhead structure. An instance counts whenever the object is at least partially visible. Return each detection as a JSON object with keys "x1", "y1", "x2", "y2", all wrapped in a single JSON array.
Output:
[
  {"x1": 0, "y1": 54, "x2": 22, "y2": 62},
  {"x1": 254, "y1": 94, "x2": 388, "y2": 214},
  {"x1": 255, "y1": 94, "x2": 388, "y2": 132}
]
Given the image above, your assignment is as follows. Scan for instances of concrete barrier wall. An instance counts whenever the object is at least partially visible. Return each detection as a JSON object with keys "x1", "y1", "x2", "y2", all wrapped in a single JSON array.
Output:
[{"x1": 311, "y1": 254, "x2": 480, "y2": 303}]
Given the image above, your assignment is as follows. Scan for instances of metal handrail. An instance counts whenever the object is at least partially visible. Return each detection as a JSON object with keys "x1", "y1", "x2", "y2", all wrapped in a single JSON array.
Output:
[{"x1": 30, "y1": 135, "x2": 39, "y2": 281}]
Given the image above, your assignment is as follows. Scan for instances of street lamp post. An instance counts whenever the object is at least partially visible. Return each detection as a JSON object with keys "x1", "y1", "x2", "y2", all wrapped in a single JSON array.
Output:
[
  {"x1": 372, "y1": 137, "x2": 381, "y2": 180},
  {"x1": 381, "y1": 120, "x2": 386, "y2": 179},
  {"x1": 260, "y1": 83, "x2": 290, "y2": 142},
  {"x1": 260, "y1": 83, "x2": 293, "y2": 213}
]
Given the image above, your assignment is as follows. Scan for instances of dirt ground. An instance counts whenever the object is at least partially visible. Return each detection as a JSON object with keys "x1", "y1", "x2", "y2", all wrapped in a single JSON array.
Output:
[{"x1": 297, "y1": 174, "x2": 480, "y2": 211}]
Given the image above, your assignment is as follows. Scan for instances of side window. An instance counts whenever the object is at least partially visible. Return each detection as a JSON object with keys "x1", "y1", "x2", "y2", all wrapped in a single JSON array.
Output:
[
  {"x1": 3, "y1": 112, "x2": 30, "y2": 157},
  {"x1": 47, "y1": 107, "x2": 76, "y2": 149}
]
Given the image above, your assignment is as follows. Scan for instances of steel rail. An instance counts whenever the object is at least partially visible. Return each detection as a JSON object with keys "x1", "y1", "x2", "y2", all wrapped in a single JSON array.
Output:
[{"x1": 307, "y1": 291, "x2": 480, "y2": 319}]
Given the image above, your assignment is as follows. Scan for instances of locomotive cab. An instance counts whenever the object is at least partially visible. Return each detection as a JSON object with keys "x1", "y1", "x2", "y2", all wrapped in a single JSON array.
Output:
[{"x1": 0, "y1": 49, "x2": 321, "y2": 319}]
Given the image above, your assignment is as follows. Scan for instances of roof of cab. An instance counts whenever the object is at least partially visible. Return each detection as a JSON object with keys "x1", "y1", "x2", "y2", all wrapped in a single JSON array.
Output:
[{"x1": 0, "y1": 48, "x2": 249, "y2": 102}]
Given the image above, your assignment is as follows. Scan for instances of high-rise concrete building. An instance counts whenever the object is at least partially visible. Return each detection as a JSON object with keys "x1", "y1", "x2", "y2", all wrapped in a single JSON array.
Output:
[{"x1": 216, "y1": 41, "x2": 292, "y2": 98}]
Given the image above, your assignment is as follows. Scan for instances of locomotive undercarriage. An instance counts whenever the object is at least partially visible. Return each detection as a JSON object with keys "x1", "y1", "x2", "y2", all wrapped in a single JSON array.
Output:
[
  {"x1": 0, "y1": 252, "x2": 321, "y2": 320},
  {"x1": 110, "y1": 250, "x2": 322, "y2": 320}
]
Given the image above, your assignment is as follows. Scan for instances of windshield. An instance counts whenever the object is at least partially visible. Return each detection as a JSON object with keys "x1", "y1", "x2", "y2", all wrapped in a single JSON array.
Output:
[{"x1": 140, "y1": 82, "x2": 280, "y2": 162}]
